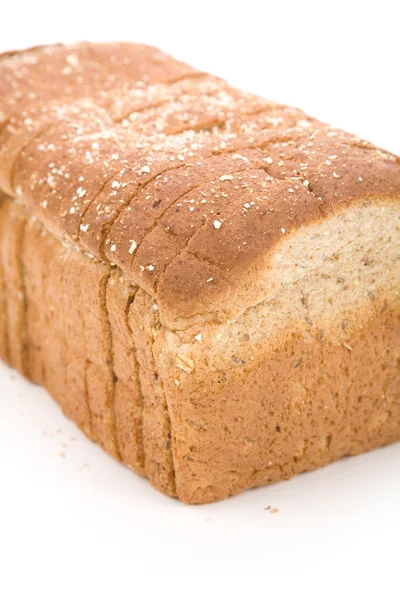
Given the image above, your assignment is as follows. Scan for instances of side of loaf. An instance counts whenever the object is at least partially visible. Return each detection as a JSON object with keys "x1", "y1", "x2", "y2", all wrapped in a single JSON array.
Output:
[{"x1": 0, "y1": 43, "x2": 399, "y2": 503}]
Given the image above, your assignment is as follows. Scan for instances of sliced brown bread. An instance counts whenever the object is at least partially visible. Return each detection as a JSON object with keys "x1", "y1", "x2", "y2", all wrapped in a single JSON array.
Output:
[{"x1": 0, "y1": 43, "x2": 399, "y2": 502}]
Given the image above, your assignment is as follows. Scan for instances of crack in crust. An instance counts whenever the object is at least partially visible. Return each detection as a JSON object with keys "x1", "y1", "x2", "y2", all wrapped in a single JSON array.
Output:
[
  {"x1": 4, "y1": 205, "x2": 30, "y2": 374},
  {"x1": 76, "y1": 166, "x2": 123, "y2": 243},
  {"x1": 98, "y1": 163, "x2": 184, "y2": 261},
  {"x1": 8, "y1": 124, "x2": 57, "y2": 196},
  {"x1": 129, "y1": 289, "x2": 177, "y2": 496},
  {"x1": 113, "y1": 73, "x2": 217, "y2": 124},
  {"x1": 83, "y1": 358, "x2": 93, "y2": 440},
  {"x1": 125, "y1": 289, "x2": 146, "y2": 473},
  {"x1": 100, "y1": 268, "x2": 122, "y2": 462},
  {"x1": 128, "y1": 163, "x2": 255, "y2": 278},
  {"x1": 0, "y1": 196, "x2": 10, "y2": 363}
]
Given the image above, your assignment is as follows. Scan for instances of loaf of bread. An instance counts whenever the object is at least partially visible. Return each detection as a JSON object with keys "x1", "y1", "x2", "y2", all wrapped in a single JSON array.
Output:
[{"x1": 0, "y1": 42, "x2": 399, "y2": 503}]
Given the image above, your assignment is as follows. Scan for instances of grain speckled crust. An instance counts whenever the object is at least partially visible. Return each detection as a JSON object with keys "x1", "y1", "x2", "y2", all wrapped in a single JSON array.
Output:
[{"x1": 0, "y1": 43, "x2": 399, "y2": 503}]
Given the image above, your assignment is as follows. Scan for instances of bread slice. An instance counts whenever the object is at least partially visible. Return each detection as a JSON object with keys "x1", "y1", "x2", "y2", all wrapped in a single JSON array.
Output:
[{"x1": 0, "y1": 43, "x2": 399, "y2": 503}]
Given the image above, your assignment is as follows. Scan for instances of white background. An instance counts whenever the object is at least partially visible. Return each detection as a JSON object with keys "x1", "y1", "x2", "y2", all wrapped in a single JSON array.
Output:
[{"x1": 1, "y1": 1, "x2": 399, "y2": 598}]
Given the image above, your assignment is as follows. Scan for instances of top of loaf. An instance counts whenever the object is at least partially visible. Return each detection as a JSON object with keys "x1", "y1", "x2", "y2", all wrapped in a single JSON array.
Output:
[{"x1": 1, "y1": 42, "x2": 399, "y2": 328}]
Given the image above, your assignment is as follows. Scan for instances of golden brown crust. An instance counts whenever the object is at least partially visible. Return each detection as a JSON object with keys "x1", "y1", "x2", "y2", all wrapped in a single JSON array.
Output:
[
  {"x1": 2, "y1": 42, "x2": 399, "y2": 326},
  {"x1": 0, "y1": 42, "x2": 199, "y2": 124}
]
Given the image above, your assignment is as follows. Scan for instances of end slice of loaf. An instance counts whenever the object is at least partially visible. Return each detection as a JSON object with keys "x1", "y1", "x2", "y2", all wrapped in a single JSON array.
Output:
[{"x1": 0, "y1": 42, "x2": 399, "y2": 503}]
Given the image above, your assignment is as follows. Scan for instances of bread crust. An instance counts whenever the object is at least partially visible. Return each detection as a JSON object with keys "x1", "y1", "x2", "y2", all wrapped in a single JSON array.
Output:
[{"x1": 1, "y1": 43, "x2": 399, "y2": 327}]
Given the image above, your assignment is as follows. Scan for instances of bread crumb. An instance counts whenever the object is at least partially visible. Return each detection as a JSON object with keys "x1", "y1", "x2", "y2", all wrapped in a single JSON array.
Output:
[
  {"x1": 213, "y1": 220, "x2": 222, "y2": 230},
  {"x1": 232, "y1": 153, "x2": 249, "y2": 162},
  {"x1": 128, "y1": 240, "x2": 137, "y2": 254},
  {"x1": 110, "y1": 244, "x2": 117, "y2": 252},
  {"x1": 176, "y1": 354, "x2": 194, "y2": 373},
  {"x1": 264, "y1": 506, "x2": 279, "y2": 513},
  {"x1": 66, "y1": 54, "x2": 79, "y2": 67},
  {"x1": 76, "y1": 187, "x2": 87, "y2": 198},
  {"x1": 219, "y1": 174, "x2": 234, "y2": 181},
  {"x1": 47, "y1": 175, "x2": 56, "y2": 188}
]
